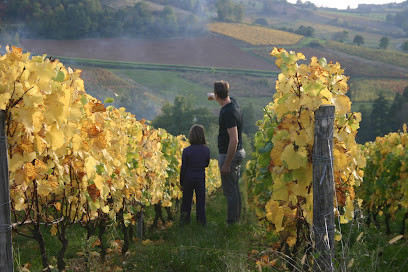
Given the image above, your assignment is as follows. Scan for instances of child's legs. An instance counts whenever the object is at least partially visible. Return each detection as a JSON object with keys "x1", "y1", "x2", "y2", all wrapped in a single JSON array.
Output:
[
  {"x1": 180, "y1": 181, "x2": 194, "y2": 224},
  {"x1": 195, "y1": 181, "x2": 206, "y2": 225}
]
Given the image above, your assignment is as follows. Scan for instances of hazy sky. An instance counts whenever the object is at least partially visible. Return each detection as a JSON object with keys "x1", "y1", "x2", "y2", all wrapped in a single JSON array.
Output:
[{"x1": 287, "y1": 0, "x2": 406, "y2": 9}]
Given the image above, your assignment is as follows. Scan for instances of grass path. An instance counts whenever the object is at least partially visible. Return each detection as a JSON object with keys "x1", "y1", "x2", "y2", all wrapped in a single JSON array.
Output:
[
  {"x1": 119, "y1": 189, "x2": 259, "y2": 272},
  {"x1": 12, "y1": 186, "x2": 408, "y2": 271}
]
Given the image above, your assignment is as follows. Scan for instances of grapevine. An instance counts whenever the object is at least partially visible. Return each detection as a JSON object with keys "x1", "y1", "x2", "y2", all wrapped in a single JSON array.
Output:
[
  {"x1": 357, "y1": 126, "x2": 408, "y2": 234},
  {"x1": 0, "y1": 45, "x2": 222, "y2": 270},
  {"x1": 244, "y1": 48, "x2": 366, "y2": 254}
]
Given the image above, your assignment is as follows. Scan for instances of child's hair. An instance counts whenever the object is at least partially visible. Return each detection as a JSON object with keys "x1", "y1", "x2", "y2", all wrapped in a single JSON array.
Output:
[{"x1": 188, "y1": 124, "x2": 207, "y2": 145}]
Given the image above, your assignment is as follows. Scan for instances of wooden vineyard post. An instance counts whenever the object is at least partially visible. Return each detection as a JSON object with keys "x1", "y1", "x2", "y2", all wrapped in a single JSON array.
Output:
[
  {"x1": 313, "y1": 105, "x2": 335, "y2": 272},
  {"x1": 0, "y1": 110, "x2": 14, "y2": 272}
]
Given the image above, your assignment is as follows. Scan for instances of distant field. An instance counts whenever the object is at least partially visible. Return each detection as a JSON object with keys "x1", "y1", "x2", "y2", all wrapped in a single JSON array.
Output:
[
  {"x1": 249, "y1": 46, "x2": 408, "y2": 105},
  {"x1": 20, "y1": 36, "x2": 277, "y2": 71},
  {"x1": 79, "y1": 64, "x2": 276, "y2": 121},
  {"x1": 111, "y1": 69, "x2": 274, "y2": 115},
  {"x1": 81, "y1": 67, "x2": 166, "y2": 120},
  {"x1": 292, "y1": 21, "x2": 387, "y2": 47},
  {"x1": 315, "y1": 10, "x2": 383, "y2": 22},
  {"x1": 327, "y1": 40, "x2": 408, "y2": 69},
  {"x1": 111, "y1": 69, "x2": 212, "y2": 107},
  {"x1": 207, "y1": 23, "x2": 303, "y2": 45},
  {"x1": 349, "y1": 78, "x2": 408, "y2": 102},
  {"x1": 250, "y1": 46, "x2": 408, "y2": 79},
  {"x1": 293, "y1": 21, "x2": 346, "y2": 35}
]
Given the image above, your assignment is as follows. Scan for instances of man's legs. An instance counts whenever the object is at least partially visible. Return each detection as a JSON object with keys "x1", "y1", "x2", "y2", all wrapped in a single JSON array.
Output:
[{"x1": 219, "y1": 149, "x2": 246, "y2": 224}]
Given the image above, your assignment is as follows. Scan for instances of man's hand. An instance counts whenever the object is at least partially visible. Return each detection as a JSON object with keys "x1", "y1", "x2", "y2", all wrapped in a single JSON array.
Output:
[
  {"x1": 207, "y1": 92, "x2": 215, "y2": 100},
  {"x1": 221, "y1": 163, "x2": 231, "y2": 175}
]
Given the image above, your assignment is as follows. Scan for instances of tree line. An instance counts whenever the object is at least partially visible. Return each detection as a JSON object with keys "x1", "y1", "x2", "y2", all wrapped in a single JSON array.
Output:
[
  {"x1": 151, "y1": 96, "x2": 257, "y2": 159},
  {"x1": 1, "y1": 0, "x2": 251, "y2": 39},
  {"x1": 386, "y1": 8, "x2": 408, "y2": 36},
  {"x1": 2, "y1": 0, "x2": 205, "y2": 39},
  {"x1": 357, "y1": 86, "x2": 408, "y2": 143}
]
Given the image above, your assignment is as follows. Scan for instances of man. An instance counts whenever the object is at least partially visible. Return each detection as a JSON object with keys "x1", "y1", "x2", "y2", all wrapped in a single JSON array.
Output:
[{"x1": 208, "y1": 80, "x2": 246, "y2": 225}]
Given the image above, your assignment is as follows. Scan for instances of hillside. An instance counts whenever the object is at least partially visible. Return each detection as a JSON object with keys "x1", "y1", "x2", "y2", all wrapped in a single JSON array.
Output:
[
  {"x1": 241, "y1": 0, "x2": 408, "y2": 49},
  {"x1": 9, "y1": 0, "x2": 408, "y2": 137},
  {"x1": 99, "y1": 0, "x2": 195, "y2": 16}
]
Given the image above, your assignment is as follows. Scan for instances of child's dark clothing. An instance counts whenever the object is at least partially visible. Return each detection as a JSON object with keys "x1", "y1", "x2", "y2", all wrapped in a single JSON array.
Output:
[{"x1": 180, "y1": 144, "x2": 210, "y2": 225}]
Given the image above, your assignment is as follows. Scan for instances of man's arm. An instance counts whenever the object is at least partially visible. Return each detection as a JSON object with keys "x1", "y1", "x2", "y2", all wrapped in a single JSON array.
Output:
[{"x1": 221, "y1": 126, "x2": 238, "y2": 175}]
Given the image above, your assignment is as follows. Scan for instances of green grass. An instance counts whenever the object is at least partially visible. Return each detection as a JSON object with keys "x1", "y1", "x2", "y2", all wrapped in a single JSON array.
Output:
[
  {"x1": 12, "y1": 187, "x2": 408, "y2": 271},
  {"x1": 121, "y1": 191, "x2": 258, "y2": 272},
  {"x1": 12, "y1": 188, "x2": 261, "y2": 272},
  {"x1": 13, "y1": 224, "x2": 89, "y2": 271},
  {"x1": 335, "y1": 209, "x2": 408, "y2": 271}
]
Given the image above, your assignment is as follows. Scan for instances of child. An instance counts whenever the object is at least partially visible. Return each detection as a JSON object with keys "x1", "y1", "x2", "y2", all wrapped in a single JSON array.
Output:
[{"x1": 180, "y1": 124, "x2": 210, "y2": 226}]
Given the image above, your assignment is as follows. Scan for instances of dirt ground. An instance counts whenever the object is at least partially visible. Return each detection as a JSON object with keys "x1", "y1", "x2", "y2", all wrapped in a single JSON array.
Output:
[{"x1": 20, "y1": 35, "x2": 277, "y2": 71}]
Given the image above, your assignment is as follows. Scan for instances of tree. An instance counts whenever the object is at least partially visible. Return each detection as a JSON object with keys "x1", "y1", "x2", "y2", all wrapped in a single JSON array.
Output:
[
  {"x1": 332, "y1": 30, "x2": 348, "y2": 43},
  {"x1": 356, "y1": 104, "x2": 371, "y2": 143},
  {"x1": 216, "y1": 0, "x2": 244, "y2": 22},
  {"x1": 232, "y1": 4, "x2": 244, "y2": 22},
  {"x1": 216, "y1": 0, "x2": 230, "y2": 21},
  {"x1": 152, "y1": 96, "x2": 217, "y2": 137},
  {"x1": 158, "y1": 6, "x2": 179, "y2": 35},
  {"x1": 387, "y1": 8, "x2": 408, "y2": 34},
  {"x1": 353, "y1": 34, "x2": 364, "y2": 46},
  {"x1": 295, "y1": 25, "x2": 314, "y2": 37},
  {"x1": 388, "y1": 86, "x2": 408, "y2": 132},
  {"x1": 254, "y1": 18, "x2": 268, "y2": 26},
  {"x1": 379, "y1": 36, "x2": 389, "y2": 49},
  {"x1": 402, "y1": 40, "x2": 408, "y2": 52},
  {"x1": 126, "y1": 2, "x2": 154, "y2": 35},
  {"x1": 370, "y1": 94, "x2": 391, "y2": 139}
]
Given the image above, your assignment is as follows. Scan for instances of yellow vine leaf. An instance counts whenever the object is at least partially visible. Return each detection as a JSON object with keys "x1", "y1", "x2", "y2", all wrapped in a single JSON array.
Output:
[
  {"x1": 0, "y1": 92, "x2": 11, "y2": 110},
  {"x1": 50, "y1": 225, "x2": 58, "y2": 236},
  {"x1": 280, "y1": 144, "x2": 307, "y2": 169},
  {"x1": 46, "y1": 124, "x2": 65, "y2": 150},
  {"x1": 389, "y1": 235, "x2": 403, "y2": 244},
  {"x1": 94, "y1": 175, "x2": 105, "y2": 192}
]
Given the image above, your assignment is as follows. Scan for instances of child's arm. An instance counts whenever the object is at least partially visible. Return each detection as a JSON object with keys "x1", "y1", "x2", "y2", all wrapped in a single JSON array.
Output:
[
  {"x1": 205, "y1": 146, "x2": 210, "y2": 168},
  {"x1": 180, "y1": 150, "x2": 187, "y2": 189}
]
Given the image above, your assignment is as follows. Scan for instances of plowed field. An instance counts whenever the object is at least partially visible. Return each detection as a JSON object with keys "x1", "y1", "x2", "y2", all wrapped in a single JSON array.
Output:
[{"x1": 20, "y1": 36, "x2": 277, "y2": 71}]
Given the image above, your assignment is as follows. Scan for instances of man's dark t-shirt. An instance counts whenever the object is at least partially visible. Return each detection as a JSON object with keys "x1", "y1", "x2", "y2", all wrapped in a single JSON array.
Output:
[{"x1": 218, "y1": 97, "x2": 243, "y2": 154}]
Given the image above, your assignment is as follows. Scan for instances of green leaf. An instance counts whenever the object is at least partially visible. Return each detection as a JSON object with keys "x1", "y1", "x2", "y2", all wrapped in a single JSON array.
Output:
[
  {"x1": 53, "y1": 71, "x2": 65, "y2": 82},
  {"x1": 96, "y1": 163, "x2": 106, "y2": 175},
  {"x1": 81, "y1": 96, "x2": 88, "y2": 105},
  {"x1": 319, "y1": 57, "x2": 327, "y2": 67},
  {"x1": 260, "y1": 167, "x2": 269, "y2": 174},
  {"x1": 254, "y1": 183, "x2": 265, "y2": 195},
  {"x1": 284, "y1": 172, "x2": 293, "y2": 183},
  {"x1": 104, "y1": 97, "x2": 114, "y2": 104},
  {"x1": 259, "y1": 142, "x2": 273, "y2": 154}
]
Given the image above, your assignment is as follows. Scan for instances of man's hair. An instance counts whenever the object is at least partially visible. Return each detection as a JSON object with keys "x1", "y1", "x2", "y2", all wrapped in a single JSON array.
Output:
[
  {"x1": 188, "y1": 124, "x2": 207, "y2": 145},
  {"x1": 214, "y1": 80, "x2": 229, "y2": 100}
]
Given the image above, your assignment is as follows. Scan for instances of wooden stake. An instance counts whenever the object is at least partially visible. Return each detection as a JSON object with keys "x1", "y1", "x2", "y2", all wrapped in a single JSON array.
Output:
[
  {"x1": 0, "y1": 110, "x2": 14, "y2": 272},
  {"x1": 313, "y1": 105, "x2": 335, "y2": 272}
]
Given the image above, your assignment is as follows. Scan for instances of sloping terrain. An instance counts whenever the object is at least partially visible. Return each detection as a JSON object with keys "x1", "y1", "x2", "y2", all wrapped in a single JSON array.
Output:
[{"x1": 20, "y1": 36, "x2": 277, "y2": 71}]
